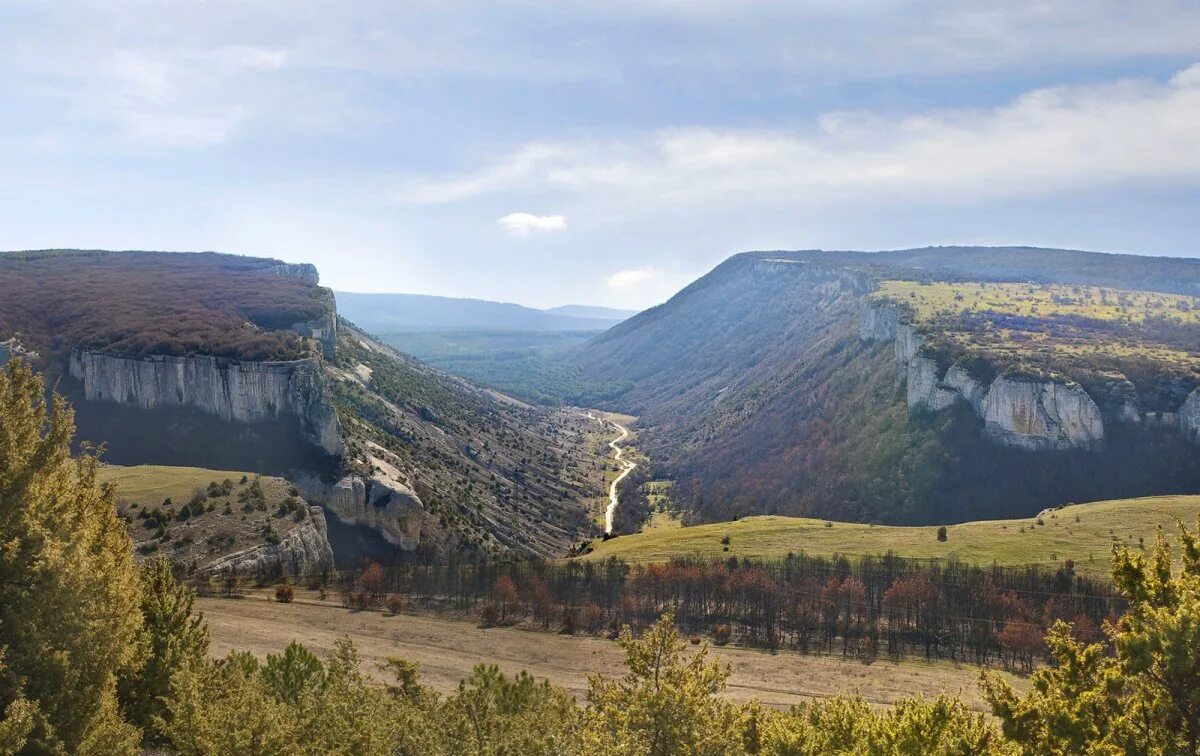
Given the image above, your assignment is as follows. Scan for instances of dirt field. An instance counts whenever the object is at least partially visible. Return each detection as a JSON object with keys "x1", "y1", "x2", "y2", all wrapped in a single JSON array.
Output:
[{"x1": 200, "y1": 592, "x2": 1022, "y2": 711}]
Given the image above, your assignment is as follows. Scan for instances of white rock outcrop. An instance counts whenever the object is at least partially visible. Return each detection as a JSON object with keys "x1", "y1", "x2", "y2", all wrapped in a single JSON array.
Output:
[
  {"x1": 202, "y1": 506, "x2": 335, "y2": 578},
  {"x1": 859, "y1": 301, "x2": 899, "y2": 341},
  {"x1": 907, "y1": 356, "x2": 958, "y2": 411},
  {"x1": 942, "y1": 365, "x2": 988, "y2": 415},
  {"x1": 894, "y1": 323, "x2": 923, "y2": 365},
  {"x1": 981, "y1": 373, "x2": 1105, "y2": 451},
  {"x1": 859, "y1": 296, "x2": 1111, "y2": 451},
  {"x1": 294, "y1": 472, "x2": 424, "y2": 550},
  {"x1": 69, "y1": 350, "x2": 344, "y2": 457},
  {"x1": 1179, "y1": 388, "x2": 1200, "y2": 443}
]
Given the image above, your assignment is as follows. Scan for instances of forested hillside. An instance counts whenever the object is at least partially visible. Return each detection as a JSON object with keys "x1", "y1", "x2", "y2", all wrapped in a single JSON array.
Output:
[{"x1": 573, "y1": 247, "x2": 1200, "y2": 526}]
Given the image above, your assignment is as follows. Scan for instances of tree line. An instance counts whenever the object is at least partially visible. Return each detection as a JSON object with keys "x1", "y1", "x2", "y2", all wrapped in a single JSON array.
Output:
[{"x1": 227, "y1": 546, "x2": 1126, "y2": 671}]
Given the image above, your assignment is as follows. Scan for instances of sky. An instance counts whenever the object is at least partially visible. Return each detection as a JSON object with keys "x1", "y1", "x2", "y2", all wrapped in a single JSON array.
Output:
[{"x1": 2, "y1": 2, "x2": 1200, "y2": 309}]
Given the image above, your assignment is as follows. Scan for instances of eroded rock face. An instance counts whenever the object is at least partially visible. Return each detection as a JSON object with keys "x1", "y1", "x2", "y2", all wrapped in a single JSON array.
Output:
[
  {"x1": 69, "y1": 351, "x2": 344, "y2": 457},
  {"x1": 294, "y1": 472, "x2": 424, "y2": 550},
  {"x1": 942, "y1": 366, "x2": 988, "y2": 415},
  {"x1": 266, "y1": 262, "x2": 321, "y2": 285},
  {"x1": 859, "y1": 302, "x2": 899, "y2": 341},
  {"x1": 981, "y1": 374, "x2": 1105, "y2": 451},
  {"x1": 1179, "y1": 388, "x2": 1200, "y2": 443},
  {"x1": 894, "y1": 323, "x2": 923, "y2": 365},
  {"x1": 907, "y1": 356, "x2": 958, "y2": 411},
  {"x1": 202, "y1": 506, "x2": 334, "y2": 578}
]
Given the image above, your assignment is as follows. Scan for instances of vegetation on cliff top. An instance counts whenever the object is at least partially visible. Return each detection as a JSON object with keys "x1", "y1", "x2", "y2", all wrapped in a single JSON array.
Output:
[
  {"x1": 0, "y1": 250, "x2": 331, "y2": 363},
  {"x1": 873, "y1": 278, "x2": 1200, "y2": 408}
]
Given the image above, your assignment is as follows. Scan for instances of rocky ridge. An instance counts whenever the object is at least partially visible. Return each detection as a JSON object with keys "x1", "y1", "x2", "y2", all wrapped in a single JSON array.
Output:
[
  {"x1": 860, "y1": 300, "x2": 1200, "y2": 451},
  {"x1": 201, "y1": 505, "x2": 335, "y2": 578}
]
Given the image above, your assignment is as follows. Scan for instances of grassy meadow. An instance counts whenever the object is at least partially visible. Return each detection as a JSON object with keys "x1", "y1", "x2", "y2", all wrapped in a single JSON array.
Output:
[
  {"x1": 583, "y1": 495, "x2": 1200, "y2": 576},
  {"x1": 874, "y1": 280, "x2": 1200, "y2": 325}
]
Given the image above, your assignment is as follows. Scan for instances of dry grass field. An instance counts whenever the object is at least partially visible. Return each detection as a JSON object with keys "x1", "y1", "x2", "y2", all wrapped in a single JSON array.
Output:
[{"x1": 200, "y1": 590, "x2": 1023, "y2": 711}]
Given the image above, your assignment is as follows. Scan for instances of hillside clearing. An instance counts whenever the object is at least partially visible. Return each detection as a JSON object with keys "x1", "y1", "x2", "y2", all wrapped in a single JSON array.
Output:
[
  {"x1": 583, "y1": 495, "x2": 1200, "y2": 576},
  {"x1": 200, "y1": 591, "x2": 1019, "y2": 711}
]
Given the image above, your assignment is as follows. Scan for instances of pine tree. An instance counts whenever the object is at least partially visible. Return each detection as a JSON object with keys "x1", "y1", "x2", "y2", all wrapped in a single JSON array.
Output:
[
  {"x1": 983, "y1": 520, "x2": 1200, "y2": 754},
  {"x1": 120, "y1": 557, "x2": 210, "y2": 742},
  {"x1": 583, "y1": 612, "x2": 746, "y2": 755},
  {"x1": 0, "y1": 361, "x2": 143, "y2": 753}
]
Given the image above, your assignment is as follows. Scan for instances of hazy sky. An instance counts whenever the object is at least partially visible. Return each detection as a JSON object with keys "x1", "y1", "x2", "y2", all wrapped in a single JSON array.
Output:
[{"x1": 3, "y1": 1, "x2": 1200, "y2": 308}]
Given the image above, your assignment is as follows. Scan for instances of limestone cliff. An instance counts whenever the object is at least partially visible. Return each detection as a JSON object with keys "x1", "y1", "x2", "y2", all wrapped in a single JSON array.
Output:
[
  {"x1": 906, "y1": 356, "x2": 959, "y2": 412},
  {"x1": 1180, "y1": 388, "x2": 1200, "y2": 444},
  {"x1": 859, "y1": 301, "x2": 899, "y2": 341},
  {"x1": 202, "y1": 506, "x2": 334, "y2": 578},
  {"x1": 69, "y1": 350, "x2": 344, "y2": 457},
  {"x1": 294, "y1": 471, "x2": 424, "y2": 550},
  {"x1": 862, "y1": 299, "x2": 1107, "y2": 451},
  {"x1": 981, "y1": 372, "x2": 1105, "y2": 451},
  {"x1": 266, "y1": 262, "x2": 321, "y2": 285}
]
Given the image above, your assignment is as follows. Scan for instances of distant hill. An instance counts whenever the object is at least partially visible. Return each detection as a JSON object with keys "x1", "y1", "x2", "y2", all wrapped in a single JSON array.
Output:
[
  {"x1": 570, "y1": 246, "x2": 1200, "y2": 527},
  {"x1": 335, "y1": 292, "x2": 633, "y2": 332},
  {"x1": 584, "y1": 495, "x2": 1200, "y2": 578},
  {"x1": 544, "y1": 304, "x2": 639, "y2": 320}
]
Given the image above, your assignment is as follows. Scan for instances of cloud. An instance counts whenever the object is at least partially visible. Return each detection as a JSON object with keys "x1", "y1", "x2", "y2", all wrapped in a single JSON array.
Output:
[
  {"x1": 400, "y1": 65, "x2": 1200, "y2": 213},
  {"x1": 606, "y1": 266, "x2": 657, "y2": 288},
  {"x1": 497, "y1": 212, "x2": 568, "y2": 236}
]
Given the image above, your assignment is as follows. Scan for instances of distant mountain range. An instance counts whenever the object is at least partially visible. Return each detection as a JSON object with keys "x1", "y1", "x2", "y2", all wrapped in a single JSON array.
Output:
[{"x1": 335, "y1": 292, "x2": 637, "y2": 333}]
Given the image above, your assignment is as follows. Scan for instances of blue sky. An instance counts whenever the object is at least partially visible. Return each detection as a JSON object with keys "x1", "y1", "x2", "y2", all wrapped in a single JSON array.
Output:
[{"x1": 3, "y1": 1, "x2": 1200, "y2": 309}]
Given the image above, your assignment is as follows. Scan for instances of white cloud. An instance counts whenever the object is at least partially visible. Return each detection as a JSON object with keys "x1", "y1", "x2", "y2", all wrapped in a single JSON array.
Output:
[
  {"x1": 498, "y1": 212, "x2": 568, "y2": 236},
  {"x1": 400, "y1": 65, "x2": 1200, "y2": 213},
  {"x1": 606, "y1": 266, "x2": 657, "y2": 288}
]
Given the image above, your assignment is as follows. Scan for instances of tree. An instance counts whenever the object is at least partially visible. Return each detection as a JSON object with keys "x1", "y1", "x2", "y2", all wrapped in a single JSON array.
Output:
[
  {"x1": 983, "y1": 521, "x2": 1200, "y2": 754},
  {"x1": 120, "y1": 557, "x2": 210, "y2": 743},
  {"x1": 492, "y1": 576, "x2": 518, "y2": 624},
  {"x1": 582, "y1": 613, "x2": 746, "y2": 755},
  {"x1": 440, "y1": 664, "x2": 580, "y2": 755},
  {"x1": 0, "y1": 361, "x2": 143, "y2": 753}
]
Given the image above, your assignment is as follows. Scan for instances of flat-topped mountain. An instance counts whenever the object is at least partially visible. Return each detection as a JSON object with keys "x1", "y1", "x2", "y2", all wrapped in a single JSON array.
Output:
[
  {"x1": 571, "y1": 246, "x2": 1200, "y2": 527},
  {"x1": 0, "y1": 250, "x2": 605, "y2": 569}
]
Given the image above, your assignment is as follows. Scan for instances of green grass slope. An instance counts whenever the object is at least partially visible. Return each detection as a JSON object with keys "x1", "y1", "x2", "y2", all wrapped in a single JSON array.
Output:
[{"x1": 582, "y1": 495, "x2": 1200, "y2": 576}]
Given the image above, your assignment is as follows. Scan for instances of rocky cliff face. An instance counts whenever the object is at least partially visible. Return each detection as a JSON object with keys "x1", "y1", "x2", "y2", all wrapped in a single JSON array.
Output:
[
  {"x1": 266, "y1": 262, "x2": 321, "y2": 285},
  {"x1": 907, "y1": 356, "x2": 959, "y2": 412},
  {"x1": 294, "y1": 472, "x2": 424, "y2": 550},
  {"x1": 1179, "y1": 389, "x2": 1200, "y2": 443},
  {"x1": 202, "y1": 506, "x2": 334, "y2": 578},
  {"x1": 862, "y1": 300, "x2": 1107, "y2": 451},
  {"x1": 982, "y1": 373, "x2": 1105, "y2": 450},
  {"x1": 69, "y1": 350, "x2": 344, "y2": 457},
  {"x1": 859, "y1": 301, "x2": 899, "y2": 341}
]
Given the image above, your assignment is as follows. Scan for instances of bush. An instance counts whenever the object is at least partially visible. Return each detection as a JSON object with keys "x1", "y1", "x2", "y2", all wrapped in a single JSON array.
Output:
[
  {"x1": 580, "y1": 603, "x2": 605, "y2": 634},
  {"x1": 480, "y1": 602, "x2": 499, "y2": 627},
  {"x1": 275, "y1": 580, "x2": 294, "y2": 603},
  {"x1": 385, "y1": 594, "x2": 404, "y2": 616},
  {"x1": 713, "y1": 624, "x2": 731, "y2": 646},
  {"x1": 936, "y1": 525, "x2": 948, "y2": 542}
]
